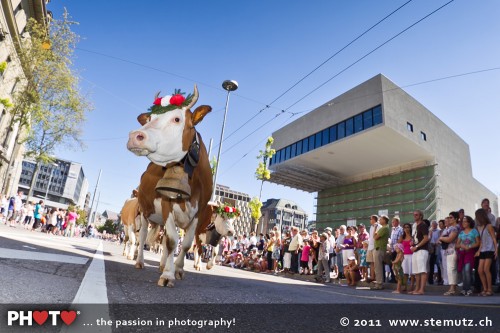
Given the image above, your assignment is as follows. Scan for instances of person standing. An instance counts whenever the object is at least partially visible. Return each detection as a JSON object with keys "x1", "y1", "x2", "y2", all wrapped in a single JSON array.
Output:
[
  {"x1": 31, "y1": 200, "x2": 44, "y2": 230},
  {"x1": 428, "y1": 220, "x2": 442, "y2": 284},
  {"x1": 366, "y1": 215, "x2": 379, "y2": 282},
  {"x1": 315, "y1": 233, "x2": 330, "y2": 283},
  {"x1": 288, "y1": 227, "x2": 303, "y2": 274},
  {"x1": 410, "y1": 210, "x2": 429, "y2": 295},
  {"x1": 13, "y1": 191, "x2": 24, "y2": 224},
  {"x1": 475, "y1": 208, "x2": 498, "y2": 296},
  {"x1": 440, "y1": 211, "x2": 459, "y2": 295},
  {"x1": 389, "y1": 217, "x2": 404, "y2": 283},
  {"x1": 372, "y1": 215, "x2": 390, "y2": 290}
]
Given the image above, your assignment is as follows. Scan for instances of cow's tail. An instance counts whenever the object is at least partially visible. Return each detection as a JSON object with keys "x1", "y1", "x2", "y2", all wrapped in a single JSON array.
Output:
[{"x1": 146, "y1": 223, "x2": 160, "y2": 247}]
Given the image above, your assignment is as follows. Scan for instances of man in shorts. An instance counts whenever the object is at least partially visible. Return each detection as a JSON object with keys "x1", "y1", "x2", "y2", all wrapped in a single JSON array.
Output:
[{"x1": 410, "y1": 210, "x2": 429, "y2": 295}]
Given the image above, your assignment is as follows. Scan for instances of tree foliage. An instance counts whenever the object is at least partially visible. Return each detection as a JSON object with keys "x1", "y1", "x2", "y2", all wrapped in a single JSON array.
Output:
[
  {"x1": 249, "y1": 196, "x2": 263, "y2": 224},
  {"x1": 11, "y1": 10, "x2": 92, "y2": 166},
  {"x1": 98, "y1": 219, "x2": 119, "y2": 235},
  {"x1": 255, "y1": 137, "x2": 275, "y2": 181}
]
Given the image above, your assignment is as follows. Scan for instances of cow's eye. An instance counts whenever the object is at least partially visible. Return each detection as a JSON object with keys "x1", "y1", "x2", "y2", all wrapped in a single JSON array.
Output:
[{"x1": 174, "y1": 117, "x2": 180, "y2": 123}]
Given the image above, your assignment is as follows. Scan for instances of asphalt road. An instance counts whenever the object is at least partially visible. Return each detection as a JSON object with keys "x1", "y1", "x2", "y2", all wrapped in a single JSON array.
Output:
[{"x1": 1, "y1": 223, "x2": 499, "y2": 333}]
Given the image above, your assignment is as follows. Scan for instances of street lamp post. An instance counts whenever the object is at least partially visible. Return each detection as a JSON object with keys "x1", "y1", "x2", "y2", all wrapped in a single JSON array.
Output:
[
  {"x1": 211, "y1": 80, "x2": 238, "y2": 201},
  {"x1": 44, "y1": 163, "x2": 58, "y2": 202}
]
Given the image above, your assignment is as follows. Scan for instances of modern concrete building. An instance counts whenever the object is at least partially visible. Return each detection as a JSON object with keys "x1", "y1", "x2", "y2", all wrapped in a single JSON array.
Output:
[
  {"x1": 213, "y1": 184, "x2": 252, "y2": 236},
  {"x1": 0, "y1": 0, "x2": 50, "y2": 196},
  {"x1": 17, "y1": 157, "x2": 89, "y2": 209},
  {"x1": 259, "y1": 198, "x2": 308, "y2": 234},
  {"x1": 269, "y1": 74, "x2": 497, "y2": 229}
]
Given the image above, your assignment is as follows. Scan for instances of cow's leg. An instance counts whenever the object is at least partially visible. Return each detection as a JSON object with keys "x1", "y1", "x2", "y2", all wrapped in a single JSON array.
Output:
[
  {"x1": 159, "y1": 231, "x2": 167, "y2": 273},
  {"x1": 128, "y1": 225, "x2": 137, "y2": 260},
  {"x1": 122, "y1": 228, "x2": 129, "y2": 256},
  {"x1": 193, "y1": 245, "x2": 202, "y2": 271},
  {"x1": 158, "y1": 215, "x2": 178, "y2": 287},
  {"x1": 174, "y1": 218, "x2": 197, "y2": 280},
  {"x1": 207, "y1": 244, "x2": 219, "y2": 270},
  {"x1": 135, "y1": 215, "x2": 148, "y2": 269}
]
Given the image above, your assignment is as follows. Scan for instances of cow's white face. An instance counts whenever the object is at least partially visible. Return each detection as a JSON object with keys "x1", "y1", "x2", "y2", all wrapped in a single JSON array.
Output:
[
  {"x1": 214, "y1": 214, "x2": 235, "y2": 237},
  {"x1": 127, "y1": 108, "x2": 187, "y2": 166}
]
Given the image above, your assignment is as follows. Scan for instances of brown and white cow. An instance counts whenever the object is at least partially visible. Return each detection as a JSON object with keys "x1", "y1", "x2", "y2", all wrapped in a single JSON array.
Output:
[
  {"x1": 127, "y1": 85, "x2": 218, "y2": 287},
  {"x1": 120, "y1": 190, "x2": 141, "y2": 260},
  {"x1": 193, "y1": 205, "x2": 236, "y2": 271}
]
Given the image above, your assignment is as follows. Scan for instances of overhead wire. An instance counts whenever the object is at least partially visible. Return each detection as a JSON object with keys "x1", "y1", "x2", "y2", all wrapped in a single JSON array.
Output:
[
  {"x1": 219, "y1": 0, "x2": 414, "y2": 145},
  {"x1": 284, "y1": 0, "x2": 456, "y2": 111}
]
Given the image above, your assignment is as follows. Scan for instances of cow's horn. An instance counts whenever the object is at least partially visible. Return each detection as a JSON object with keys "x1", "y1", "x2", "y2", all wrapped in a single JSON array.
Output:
[
  {"x1": 154, "y1": 91, "x2": 161, "y2": 99},
  {"x1": 185, "y1": 85, "x2": 199, "y2": 110}
]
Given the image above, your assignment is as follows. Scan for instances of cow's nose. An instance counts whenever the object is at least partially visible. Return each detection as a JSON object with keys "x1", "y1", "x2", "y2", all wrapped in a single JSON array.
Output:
[
  {"x1": 135, "y1": 132, "x2": 145, "y2": 142},
  {"x1": 227, "y1": 230, "x2": 234, "y2": 237}
]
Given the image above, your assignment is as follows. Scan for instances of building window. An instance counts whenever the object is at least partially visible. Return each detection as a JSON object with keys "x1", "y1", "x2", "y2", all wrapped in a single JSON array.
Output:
[
  {"x1": 337, "y1": 122, "x2": 345, "y2": 139},
  {"x1": 329, "y1": 125, "x2": 337, "y2": 142},
  {"x1": 296, "y1": 140, "x2": 302, "y2": 155},
  {"x1": 363, "y1": 110, "x2": 373, "y2": 128},
  {"x1": 302, "y1": 138, "x2": 309, "y2": 153},
  {"x1": 321, "y1": 128, "x2": 329, "y2": 145},
  {"x1": 314, "y1": 132, "x2": 322, "y2": 148},
  {"x1": 407, "y1": 122, "x2": 414, "y2": 132},
  {"x1": 345, "y1": 118, "x2": 354, "y2": 136},
  {"x1": 373, "y1": 105, "x2": 382, "y2": 124},
  {"x1": 308, "y1": 135, "x2": 315, "y2": 150},
  {"x1": 420, "y1": 131, "x2": 427, "y2": 141},
  {"x1": 354, "y1": 114, "x2": 363, "y2": 133}
]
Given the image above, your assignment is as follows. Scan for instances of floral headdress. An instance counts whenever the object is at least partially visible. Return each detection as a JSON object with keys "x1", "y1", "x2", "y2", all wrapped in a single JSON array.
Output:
[
  {"x1": 216, "y1": 203, "x2": 240, "y2": 219},
  {"x1": 148, "y1": 88, "x2": 196, "y2": 115}
]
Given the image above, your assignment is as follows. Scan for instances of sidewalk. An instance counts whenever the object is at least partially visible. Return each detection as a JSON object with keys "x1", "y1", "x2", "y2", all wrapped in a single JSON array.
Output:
[{"x1": 257, "y1": 269, "x2": 500, "y2": 295}]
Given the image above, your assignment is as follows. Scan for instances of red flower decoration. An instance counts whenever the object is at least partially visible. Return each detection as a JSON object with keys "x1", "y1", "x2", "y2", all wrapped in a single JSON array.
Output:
[
  {"x1": 153, "y1": 97, "x2": 162, "y2": 105},
  {"x1": 224, "y1": 206, "x2": 230, "y2": 212},
  {"x1": 170, "y1": 94, "x2": 186, "y2": 106}
]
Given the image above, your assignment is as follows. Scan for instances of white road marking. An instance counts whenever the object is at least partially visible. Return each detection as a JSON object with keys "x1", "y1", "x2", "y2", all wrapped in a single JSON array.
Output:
[
  {"x1": 61, "y1": 241, "x2": 112, "y2": 333},
  {"x1": 22, "y1": 245, "x2": 37, "y2": 250},
  {"x1": 0, "y1": 247, "x2": 88, "y2": 265},
  {"x1": 72, "y1": 241, "x2": 108, "y2": 304}
]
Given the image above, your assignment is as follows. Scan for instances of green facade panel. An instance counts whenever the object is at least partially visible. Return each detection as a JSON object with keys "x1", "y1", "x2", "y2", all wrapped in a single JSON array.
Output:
[{"x1": 316, "y1": 165, "x2": 436, "y2": 229}]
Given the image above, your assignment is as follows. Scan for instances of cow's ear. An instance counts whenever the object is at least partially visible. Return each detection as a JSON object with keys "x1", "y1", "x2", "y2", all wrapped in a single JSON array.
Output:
[
  {"x1": 192, "y1": 105, "x2": 212, "y2": 126},
  {"x1": 137, "y1": 113, "x2": 150, "y2": 126},
  {"x1": 132, "y1": 189, "x2": 138, "y2": 197}
]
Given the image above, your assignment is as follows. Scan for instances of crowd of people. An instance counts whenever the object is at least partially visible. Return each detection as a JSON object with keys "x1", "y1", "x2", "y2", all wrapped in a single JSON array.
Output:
[
  {"x1": 0, "y1": 190, "x2": 102, "y2": 239},
  {"x1": 201, "y1": 198, "x2": 499, "y2": 297}
]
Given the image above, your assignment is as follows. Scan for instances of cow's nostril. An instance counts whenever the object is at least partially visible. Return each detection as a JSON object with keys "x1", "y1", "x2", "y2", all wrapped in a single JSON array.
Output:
[{"x1": 136, "y1": 134, "x2": 144, "y2": 141}]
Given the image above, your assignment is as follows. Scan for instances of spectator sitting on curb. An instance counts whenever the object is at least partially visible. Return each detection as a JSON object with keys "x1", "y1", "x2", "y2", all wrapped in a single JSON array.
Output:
[{"x1": 345, "y1": 255, "x2": 361, "y2": 286}]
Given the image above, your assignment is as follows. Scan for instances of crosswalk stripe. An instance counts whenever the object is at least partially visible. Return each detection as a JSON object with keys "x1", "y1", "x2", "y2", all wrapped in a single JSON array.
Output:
[{"x1": 0, "y1": 247, "x2": 88, "y2": 265}]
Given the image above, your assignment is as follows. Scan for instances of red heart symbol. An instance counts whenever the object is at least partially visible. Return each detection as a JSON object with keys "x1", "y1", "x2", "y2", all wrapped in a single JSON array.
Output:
[
  {"x1": 60, "y1": 311, "x2": 77, "y2": 325},
  {"x1": 33, "y1": 311, "x2": 48, "y2": 325}
]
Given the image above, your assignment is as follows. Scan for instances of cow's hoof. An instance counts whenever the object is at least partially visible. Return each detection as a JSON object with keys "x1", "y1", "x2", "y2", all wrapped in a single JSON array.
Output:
[
  {"x1": 127, "y1": 255, "x2": 134, "y2": 260},
  {"x1": 157, "y1": 277, "x2": 175, "y2": 288},
  {"x1": 158, "y1": 277, "x2": 167, "y2": 287},
  {"x1": 135, "y1": 262, "x2": 144, "y2": 269},
  {"x1": 159, "y1": 265, "x2": 164, "y2": 273},
  {"x1": 206, "y1": 264, "x2": 213, "y2": 270},
  {"x1": 175, "y1": 269, "x2": 184, "y2": 280}
]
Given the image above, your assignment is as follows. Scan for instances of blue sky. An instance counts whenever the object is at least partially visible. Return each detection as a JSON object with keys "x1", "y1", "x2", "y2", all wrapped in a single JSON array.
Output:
[{"x1": 49, "y1": 0, "x2": 500, "y2": 218}]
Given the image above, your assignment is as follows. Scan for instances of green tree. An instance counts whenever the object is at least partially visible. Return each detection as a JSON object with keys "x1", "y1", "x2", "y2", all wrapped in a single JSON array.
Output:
[
  {"x1": 97, "y1": 219, "x2": 119, "y2": 235},
  {"x1": 8, "y1": 11, "x2": 92, "y2": 198},
  {"x1": 252, "y1": 137, "x2": 275, "y2": 232},
  {"x1": 249, "y1": 196, "x2": 263, "y2": 231},
  {"x1": 255, "y1": 137, "x2": 276, "y2": 199}
]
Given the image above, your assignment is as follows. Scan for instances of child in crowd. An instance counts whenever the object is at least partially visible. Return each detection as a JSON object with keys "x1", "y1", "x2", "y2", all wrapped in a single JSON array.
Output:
[
  {"x1": 345, "y1": 256, "x2": 361, "y2": 286},
  {"x1": 392, "y1": 243, "x2": 405, "y2": 293},
  {"x1": 300, "y1": 239, "x2": 310, "y2": 275},
  {"x1": 359, "y1": 241, "x2": 368, "y2": 281}
]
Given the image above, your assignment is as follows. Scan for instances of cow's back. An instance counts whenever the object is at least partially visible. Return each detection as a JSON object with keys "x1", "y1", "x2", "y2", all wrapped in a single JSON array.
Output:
[{"x1": 121, "y1": 198, "x2": 139, "y2": 226}]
